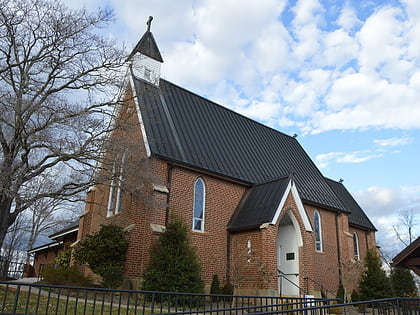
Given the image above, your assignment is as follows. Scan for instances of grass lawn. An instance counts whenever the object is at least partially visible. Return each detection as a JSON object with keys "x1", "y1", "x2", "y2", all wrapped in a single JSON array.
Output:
[{"x1": 0, "y1": 285, "x2": 151, "y2": 314}]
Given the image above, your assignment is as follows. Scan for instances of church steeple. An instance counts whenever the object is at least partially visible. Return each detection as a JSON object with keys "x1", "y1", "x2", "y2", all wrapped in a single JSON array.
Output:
[{"x1": 128, "y1": 16, "x2": 163, "y2": 86}]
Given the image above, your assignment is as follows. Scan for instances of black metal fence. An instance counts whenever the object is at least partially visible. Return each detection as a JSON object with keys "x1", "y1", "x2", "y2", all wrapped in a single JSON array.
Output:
[
  {"x1": 0, "y1": 280, "x2": 419, "y2": 315},
  {"x1": 0, "y1": 281, "x2": 336, "y2": 314}
]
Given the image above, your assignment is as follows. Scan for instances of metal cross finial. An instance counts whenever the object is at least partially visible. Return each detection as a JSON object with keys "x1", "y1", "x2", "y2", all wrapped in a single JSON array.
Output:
[{"x1": 147, "y1": 16, "x2": 153, "y2": 32}]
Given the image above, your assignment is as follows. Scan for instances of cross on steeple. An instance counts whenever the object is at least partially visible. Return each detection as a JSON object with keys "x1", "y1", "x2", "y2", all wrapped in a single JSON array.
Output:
[{"x1": 147, "y1": 16, "x2": 153, "y2": 32}]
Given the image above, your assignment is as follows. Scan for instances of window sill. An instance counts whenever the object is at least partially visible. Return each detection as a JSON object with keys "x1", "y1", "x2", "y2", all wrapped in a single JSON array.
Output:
[
  {"x1": 192, "y1": 230, "x2": 208, "y2": 236},
  {"x1": 106, "y1": 212, "x2": 121, "y2": 219}
]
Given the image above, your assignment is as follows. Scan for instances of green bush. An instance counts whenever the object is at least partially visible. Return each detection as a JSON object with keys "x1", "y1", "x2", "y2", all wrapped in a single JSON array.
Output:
[
  {"x1": 142, "y1": 218, "x2": 204, "y2": 294},
  {"x1": 210, "y1": 274, "x2": 221, "y2": 301},
  {"x1": 42, "y1": 265, "x2": 93, "y2": 287},
  {"x1": 210, "y1": 275, "x2": 221, "y2": 294},
  {"x1": 74, "y1": 224, "x2": 128, "y2": 288},
  {"x1": 221, "y1": 281, "x2": 234, "y2": 296},
  {"x1": 351, "y1": 290, "x2": 360, "y2": 302},
  {"x1": 390, "y1": 267, "x2": 417, "y2": 297},
  {"x1": 97, "y1": 265, "x2": 125, "y2": 289},
  {"x1": 336, "y1": 284, "x2": 345, "y2": 302},
  {"x1": 358, "y1": 249, "x2": 391, "y2": 300},
  {"x1": 54, "y1": 248, "x2": 72, "y2": 268}
]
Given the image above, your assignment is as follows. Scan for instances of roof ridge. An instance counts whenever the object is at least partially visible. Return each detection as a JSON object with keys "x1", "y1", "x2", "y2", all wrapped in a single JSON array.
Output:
[{"x1": 325, "y1": 177, "x2": 343, "y2": 184}]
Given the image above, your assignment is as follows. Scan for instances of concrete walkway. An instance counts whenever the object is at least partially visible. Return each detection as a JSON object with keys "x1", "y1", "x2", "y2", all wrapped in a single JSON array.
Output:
[{"x1": 3, "y1": 277, "x2": 38, "y2": 284}]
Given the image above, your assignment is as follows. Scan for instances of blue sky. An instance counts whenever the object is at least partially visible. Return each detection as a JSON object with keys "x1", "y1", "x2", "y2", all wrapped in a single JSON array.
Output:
[{"x1": 67, "y1": 0, "x2": 420, "y2": 257}]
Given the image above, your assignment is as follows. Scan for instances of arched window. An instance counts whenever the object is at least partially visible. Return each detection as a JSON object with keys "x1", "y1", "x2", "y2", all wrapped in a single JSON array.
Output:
[
  {"x1": 353, "y1": 232, "x2": 360, "y2": 260},
  {"x1": 314, "y1": 210, "x2": 323, "y2": 252},
  {"x1": 193, "y1": 178, "x2": 205, "y2": 232},
  {"x1": 106, "y1": 153, "x2": 126, "y2": 217}
]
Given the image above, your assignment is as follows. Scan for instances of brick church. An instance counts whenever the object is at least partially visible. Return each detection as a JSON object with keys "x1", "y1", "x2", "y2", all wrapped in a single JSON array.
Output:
[{"x1": 76, "y1": 19, "x2": 377, "y2": 297}]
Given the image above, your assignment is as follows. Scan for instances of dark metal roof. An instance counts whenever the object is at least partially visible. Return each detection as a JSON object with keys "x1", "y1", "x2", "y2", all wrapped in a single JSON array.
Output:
[
  {"x1": 131, "y1": 77, "x2": 382, "y2": 231},
  {"x1": 134, "y1": 77, "x2": 347, "y2": 213},
  {"x1": 325, "y1": 178, "x2": 376, "y2": 231},
  {"x1": 128, "y1": 30, "x2": 163, "y2": 62},
  {"x1": 228, "y1": 178, "x2": 289, "y2": 231}
]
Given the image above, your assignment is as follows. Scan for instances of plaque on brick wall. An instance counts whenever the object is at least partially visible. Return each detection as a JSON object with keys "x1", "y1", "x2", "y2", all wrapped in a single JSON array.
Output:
[{"x1": 286, "y1": 252, "x2": 295, "y2": 260}]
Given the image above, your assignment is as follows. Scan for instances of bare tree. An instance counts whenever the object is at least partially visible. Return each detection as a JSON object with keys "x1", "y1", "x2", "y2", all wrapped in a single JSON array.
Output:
[
  {"x1": 1, "y1": 214, "x2": 27, "y2": 263},
  {"x1": 23, "y1": 174, "x2": 82, "y2": 263},
  {"x1": 393, "y1": 208, "x2": 419, "y2": 247},
  {"x1": 0, "y1": 0, "x2": 126, "y2": 251}
]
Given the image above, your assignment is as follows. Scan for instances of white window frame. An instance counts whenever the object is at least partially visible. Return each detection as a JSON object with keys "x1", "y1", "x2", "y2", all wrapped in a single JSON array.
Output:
[
  {"x1": 314, "y1": 210, "x2": 323, "y2": 252},
  {"x1": 106, "y1": 153, "x2": 126, "y2": 217},
  {"x1": 353, "y1": 232, "x2": 360, "y2": 260},
  {"x1": 192, "y1": 178, "x2": 205, "y2": 232}
]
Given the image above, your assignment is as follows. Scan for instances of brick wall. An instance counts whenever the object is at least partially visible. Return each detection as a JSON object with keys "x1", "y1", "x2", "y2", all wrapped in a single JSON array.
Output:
[
  {"x1": 33, "y1": 246, "x2": 59, "y2": 277},
  {"x1": 76, "y1": 83, "x2": 377, "y2": 296},
  {"x1": 168, "y1": 167, "x2": 247, "y2": 288}
]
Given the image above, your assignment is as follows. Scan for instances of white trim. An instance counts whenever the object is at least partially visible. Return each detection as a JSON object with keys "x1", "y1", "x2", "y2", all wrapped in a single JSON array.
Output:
[
  {"x1": 70, "y1": 240, "x2": 80, "y2": 248},
  {"x1": 79, "y1": 210, "x2": 89, "y2": 218},
  {"x1": 150, "y1": 224, "x2": 166, "y2": 233},
  {"x1": 50, "y1": 228, "x2": 79, "y2": 241},
  {"x1": 129, "y1": 75, "x2": 151, "y2": 157},
  {"x1": 259, "y1": 223, "x2": 270, "y2": 229},
  {"x1": 353, "y1": 232, "x2": 360, "y2": 260},
  {"x1": 106, "y1": 161, "x2": 117, "y2": 217},
  {"x1": 291, "y1": 182, "x2": 313, "y2": 232},
  {"x1": 192, "y1": 177, "x2": 206, "y2": 232},
  {"x1": 28, "y1": 241, "x2": 63, "y2": 254},
  {"x1": 114, "y1": 152, "x2": 126, "y2": 215},
  {"x1": 270, "y1": 180, "x2": 313, "y2": 232},
  {"x1": 153, "y1": 184, "x2": 169, "y2": 193},
  {"x1": 344, "y1": 231, "x2": 353, "y2": 237},
  {"x1": 123, "y1": 224, "x2": 136, "y2": 233},
  {"x1": 314, "y1": 210, "x2": 323, "y2": 252},
  {"x1": 287, "y1": 211, "x2": 304, "y2": 247},
  {"x1": 87, "y1": 186, "x2": 96, "y2": 193},
  {"x1": 87, "y1": 66, "x2": 131, "y2": 184}
]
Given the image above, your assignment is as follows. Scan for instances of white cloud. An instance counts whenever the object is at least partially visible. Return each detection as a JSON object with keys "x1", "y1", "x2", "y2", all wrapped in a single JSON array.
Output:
[
  {"x1": 357, "y1": 6, "x2": 406, "y2": 74},
  {"x1": 319, "y1": 29, "x2": 359, "y2": 68},
  {"x1": 315, "y1": 150, "x2": 383, "y2": 169},
  {"x1": 337, "y1": 2, "x2": 360, "y2": 30},
  {"x1": 373, "y1": 136, "x2": 412, "y2": 148},
  {"x1": 62, "y1": 0, "x2": 420, "y2": 136},
  {"x1": 316, "y1": 135, "x2": 410, "y2": 169},
  {"x1": 291, "y1": 0, "x2": 324, "y2": 62},
  {"x1": 354, "y1": 185, "x2": 420, "y2": 255}
]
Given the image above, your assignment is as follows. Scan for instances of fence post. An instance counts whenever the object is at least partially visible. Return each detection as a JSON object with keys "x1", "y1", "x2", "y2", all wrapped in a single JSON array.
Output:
[{"x1": 304, "y1": 294, "x2": 315, "y2": 315}]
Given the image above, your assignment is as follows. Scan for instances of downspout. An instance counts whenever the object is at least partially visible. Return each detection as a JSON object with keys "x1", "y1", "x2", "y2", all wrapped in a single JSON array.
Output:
[
  {"x1": 365, "y1": 232, "x2": 369, "y2": 251},
  {"x1": 226, "y1": 232, "x2": 231, "y2": 283},
  {"x1": 165, "y1": 164, "x2": 174, "y2": 227},
  {"x1": 335, "y1": 212, "x2": 343, "y2": 285}
]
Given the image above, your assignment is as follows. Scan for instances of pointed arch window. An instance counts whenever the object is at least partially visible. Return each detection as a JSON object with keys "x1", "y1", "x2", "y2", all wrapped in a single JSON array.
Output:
[
  {"x1": 107, "y1": 153, "x2": 126, "y2": 217},
  {"x1": 193, "y1": 178, "x2": 205, "y2": 232},
  {"x1": 314, "y1": 210, "x2": 323, "y2": 252},
  {"x1": 353, "y1": 232, "x2": 360, "y2": 260}
]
